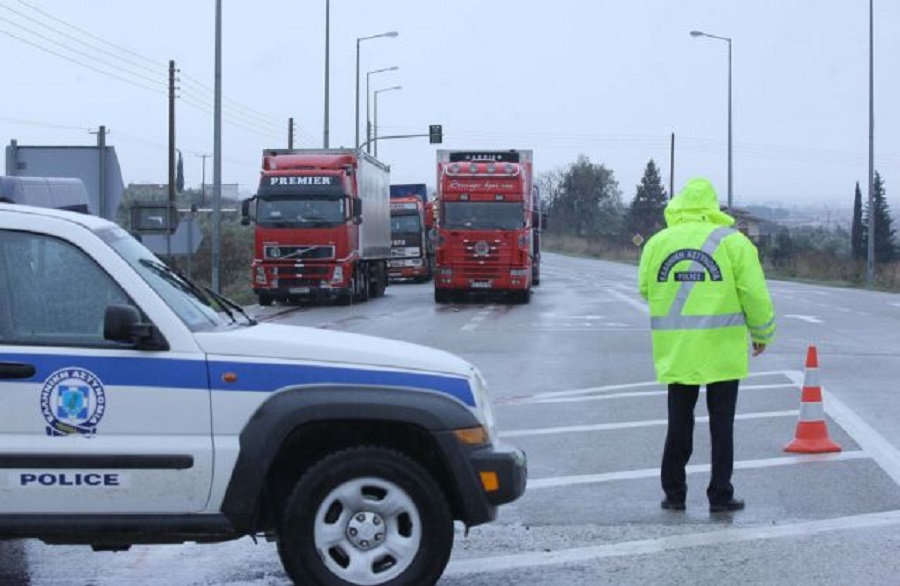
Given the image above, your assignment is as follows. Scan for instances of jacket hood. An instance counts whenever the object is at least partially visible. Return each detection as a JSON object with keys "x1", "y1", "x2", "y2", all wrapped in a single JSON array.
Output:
[{"x1": 664, "y1": 178, "x2": 735, "y2": 228}]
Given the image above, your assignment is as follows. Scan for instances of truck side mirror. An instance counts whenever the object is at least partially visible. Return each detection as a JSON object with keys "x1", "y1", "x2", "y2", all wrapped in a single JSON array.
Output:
[
  {"x1": 241, "y1": 198, "x2": 256, "y2": 226},
  {"x1": 425, "y1": 203, "x2": 434, "y2": 229},
  {"x1": 352, "y1": 198, "x2": 363, "y2": 218}
]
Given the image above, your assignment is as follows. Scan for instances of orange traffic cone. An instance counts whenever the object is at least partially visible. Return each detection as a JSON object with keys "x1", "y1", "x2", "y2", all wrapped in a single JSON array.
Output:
[{"x1": 784, "y1": 346, "x2": 842, "y2": 453}]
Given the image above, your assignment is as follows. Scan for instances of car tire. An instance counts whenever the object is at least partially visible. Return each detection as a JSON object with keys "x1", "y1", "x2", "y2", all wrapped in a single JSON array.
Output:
[{"x1": 277, "y1": 446, "x2": 453, "y2": 586}]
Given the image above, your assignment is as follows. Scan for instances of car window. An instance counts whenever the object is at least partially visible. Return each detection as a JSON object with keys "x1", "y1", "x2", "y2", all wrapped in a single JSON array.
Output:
[{"x1": 0, "y1": 229, "x2": 131, "y2": 347}]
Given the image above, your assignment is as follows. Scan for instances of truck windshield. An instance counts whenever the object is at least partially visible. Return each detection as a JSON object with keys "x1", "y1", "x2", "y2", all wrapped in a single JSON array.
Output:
[
  {"x1": 257, "y1": 197, "x2": 346, "y2": 228},
  {"x1": 442, "y1": 201, "x2": 524, "y2": 230},
  {"x1": 391, "y1": 213, "x2": 422, "y2": 234},
  {"x1": 99, "y1": 226, "x2": 235, "y2": 331}
]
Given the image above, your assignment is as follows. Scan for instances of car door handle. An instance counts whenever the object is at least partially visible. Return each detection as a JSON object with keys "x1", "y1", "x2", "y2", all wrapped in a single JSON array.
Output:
[{"x1": 0, "y1": 362, "x2": 36, "y2": 379}]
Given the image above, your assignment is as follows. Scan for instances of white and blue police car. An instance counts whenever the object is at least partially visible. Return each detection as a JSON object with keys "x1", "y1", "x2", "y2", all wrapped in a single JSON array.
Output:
[{"x1": 0, "y1": 203, "x2": 526, "y2": 586}]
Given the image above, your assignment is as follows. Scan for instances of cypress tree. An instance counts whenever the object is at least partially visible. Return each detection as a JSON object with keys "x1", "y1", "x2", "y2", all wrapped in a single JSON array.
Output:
[
  {"x1": 861, "y1": 172, "x2": 897, "y2": 263},
  {"x1": 626, "y1": 159, "x2": 668, "y2": 238},
  {"x1": 851, "y1": 181, "x2": 864, "y2": 260}
]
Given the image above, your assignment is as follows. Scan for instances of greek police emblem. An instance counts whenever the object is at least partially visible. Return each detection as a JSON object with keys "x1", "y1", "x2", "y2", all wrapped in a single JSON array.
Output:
[{"x1": 40, "y1": 367, "x2": 107, "y2": 436}]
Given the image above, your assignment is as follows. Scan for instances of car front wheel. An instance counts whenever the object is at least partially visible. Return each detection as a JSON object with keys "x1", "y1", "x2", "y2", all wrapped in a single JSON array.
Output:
[{"x1": 277, "y1": 446, "x2": 454, "y2": 586}]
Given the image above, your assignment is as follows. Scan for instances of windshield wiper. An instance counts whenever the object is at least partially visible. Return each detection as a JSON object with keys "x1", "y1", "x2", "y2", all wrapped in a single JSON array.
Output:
[{"x1": 203, "y1": 286, "x2": 257, "y2": 326}]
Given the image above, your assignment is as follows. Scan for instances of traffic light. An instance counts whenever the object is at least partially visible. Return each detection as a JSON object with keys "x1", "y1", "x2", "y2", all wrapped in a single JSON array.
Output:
[{"x1": 429, "y1": 124, "x2": 443, "y2": 144}]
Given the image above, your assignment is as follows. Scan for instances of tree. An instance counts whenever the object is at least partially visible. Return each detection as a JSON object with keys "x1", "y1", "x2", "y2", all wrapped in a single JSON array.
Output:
[
  {"x1": 536, "y1": 169, "x2": 565, "y2": 214},
  {"x1": 861, "y1": 171, "x2": 897, "y2": 263},
  {"x1": 547, "y1": 155, "x2": 623, "y2": 237},
  {"x1": 851, "y1": 181, "x2": 864, "y2": 260},
  {"x1": 626, "y1": 159, "x2": 668, "y2": 238},
  {"x1": 176, "y1": 150, "x2": 185, "y2": 193}
]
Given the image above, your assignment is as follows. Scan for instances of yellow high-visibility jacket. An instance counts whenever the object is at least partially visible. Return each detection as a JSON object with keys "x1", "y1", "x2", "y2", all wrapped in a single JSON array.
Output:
[{"x1": 638, "y1": 178, "x2": 776, "y2": 384}]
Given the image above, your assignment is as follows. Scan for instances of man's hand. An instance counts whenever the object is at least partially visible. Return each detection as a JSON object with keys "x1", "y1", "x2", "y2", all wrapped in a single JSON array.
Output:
[{"x1": 752, "y1": 342, "x2": 766, "y2": 356}]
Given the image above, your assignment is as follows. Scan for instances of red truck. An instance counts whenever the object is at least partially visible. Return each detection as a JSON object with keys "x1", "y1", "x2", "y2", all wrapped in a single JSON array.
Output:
[
  {"x1": 389, "y1": 183, "x2": 433, "y2": 282},
  {"x1": 432, "y1": 149, "x2": 540, "y2": 304},
  {"x1": 241, "y1": 149, "x2": 391, "y2": 306}
]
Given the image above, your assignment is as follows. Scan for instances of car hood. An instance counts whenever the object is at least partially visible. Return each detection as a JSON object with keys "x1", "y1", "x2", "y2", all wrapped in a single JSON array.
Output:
[{"x1": 193, "y1": 322, "x2": 473, "y2": 379}]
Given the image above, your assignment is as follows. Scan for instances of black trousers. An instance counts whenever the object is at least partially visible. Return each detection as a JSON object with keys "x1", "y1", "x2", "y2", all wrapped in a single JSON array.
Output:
[{"x1": 661, "y1": 379, "x2": 739, "y2": 505}]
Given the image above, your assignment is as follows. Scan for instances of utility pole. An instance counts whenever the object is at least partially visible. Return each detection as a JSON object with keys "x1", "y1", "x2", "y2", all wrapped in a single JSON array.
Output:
[
  {"x1": 669, "y1": 132, "x2": 675, "y2": 199},
  {"x1": 168, "y1": 60, "x2": 176, "y2": 260},
  {"x1": 196, "y1": 153, "x2": 210, "y2": 206},
  {"x1": 89, "y1": 125, "x2": 108, "y2": 218},
  {"x1": 323, "y1": 0, "x2": 330, "y2": 148},
  {"x1": 212, "y1": 0, "x2": 223, "y2": 292},
  {"x1": 288, "y1": 117, "x2": 294, "y2": 150},
  {"x1": 866, "y1": 0, "x2": 875, "y2": 287}
]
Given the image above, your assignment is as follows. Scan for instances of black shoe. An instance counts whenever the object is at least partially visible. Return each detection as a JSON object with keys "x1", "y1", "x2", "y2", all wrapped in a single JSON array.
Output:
[
  {"x1": 709, "y1": 498, "x2": 745, "y2": 513},
  {"x1": 661, "y1": 498, "x2": 686, "y2": 511}
]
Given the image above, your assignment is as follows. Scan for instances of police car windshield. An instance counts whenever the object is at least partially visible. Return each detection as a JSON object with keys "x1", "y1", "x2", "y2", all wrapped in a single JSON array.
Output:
[{"x1": 99, "y1": 226, "x2": 232, "y2": 331}]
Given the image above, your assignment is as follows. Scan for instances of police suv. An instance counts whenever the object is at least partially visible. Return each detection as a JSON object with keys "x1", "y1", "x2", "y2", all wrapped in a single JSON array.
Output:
[{"x1": 0, "y1": 203, "x2": 526, "y2": 586}]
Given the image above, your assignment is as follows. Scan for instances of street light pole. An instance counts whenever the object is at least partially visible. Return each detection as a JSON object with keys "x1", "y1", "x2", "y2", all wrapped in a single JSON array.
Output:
[
  {"x1": 866, "y1": 0, "x2": 875, "y2": 287},
  {"x1": 373, "y1": 85, "x2": 402, "y2": 158},
  {"x1": 366, "y1": 66, "x2": 398, "y2": 155},
  {"x1": 355, "y1": 31, "x2": 398, "y2": 150},
  {"x1": 691, "y1": 30, "x2": 733, "y2": 209},
  {"x1": 323, "y1": 0, "x2": 330, "y2": 148}
]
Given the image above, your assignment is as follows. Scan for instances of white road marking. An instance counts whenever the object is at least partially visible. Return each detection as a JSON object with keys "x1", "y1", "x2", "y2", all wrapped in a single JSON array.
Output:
[
  {"x1": 503, "y1": 383, "x2": 796, "y2": 406},
  {"x1": 527, "y1": 451, "x2": 867, "y2": 490},
  {"x1": 501, "y1": 410, "x2": 798, "y2": 438},
  {"x1": 786, "y1": 371, "x2": 900, "y2": 486},
  {"x1": 607, "y1": 288, "x2": 650, "y2": 315},
  {"x1": 445, "y1": 509, "x2": 900, "y2": 576},
  {"x1": 784, "y1": 314, "x2": 824, "y2": 324},
  {"x1": 461, "y1": 307, "x2": 494, "y2": 331},
  {"x1": 529, "y1": 370, "x2": 794, "y2": 400}
]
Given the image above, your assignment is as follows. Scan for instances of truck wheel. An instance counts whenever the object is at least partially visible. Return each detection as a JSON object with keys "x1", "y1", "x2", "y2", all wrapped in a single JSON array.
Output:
[
  {"x1": 277, "y1": 447, "x2": 453, "y2": 586},
  {"x1": 258, "y1": 294, "x2": 273, "y2": 307},
  {"x1": 434, "y1": 289, "x2": 448, "y2": 304}
]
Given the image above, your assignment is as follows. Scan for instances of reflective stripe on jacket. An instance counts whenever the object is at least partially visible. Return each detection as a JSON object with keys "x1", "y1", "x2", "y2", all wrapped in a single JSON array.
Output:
[{"x1": 638, "y1": 178, "x2": 776, "y2": 384}]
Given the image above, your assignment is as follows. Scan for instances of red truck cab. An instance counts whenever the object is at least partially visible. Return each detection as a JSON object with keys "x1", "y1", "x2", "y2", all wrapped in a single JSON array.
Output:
[
  {"x1": 241, "y1": 149, "x2": 390, "y2": 306},
  {"x1": 433, "y1": 150, "x2": 536, "y2": 304}
]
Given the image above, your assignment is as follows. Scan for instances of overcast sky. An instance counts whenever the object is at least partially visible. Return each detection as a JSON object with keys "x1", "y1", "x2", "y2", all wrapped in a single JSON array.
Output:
[{"x1": 1, "y1": 0, "x2": 899, "y2": 212}]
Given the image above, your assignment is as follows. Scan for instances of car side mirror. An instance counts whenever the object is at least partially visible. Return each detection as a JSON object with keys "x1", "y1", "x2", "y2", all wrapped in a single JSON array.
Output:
[{"x1": 104, "y1": 304, "x2": 169, "y2": 351}]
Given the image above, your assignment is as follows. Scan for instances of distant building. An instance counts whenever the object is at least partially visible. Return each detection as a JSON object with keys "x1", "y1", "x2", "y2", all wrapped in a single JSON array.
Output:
[{"x1": 723, "y1": 206, "x2": 779, "y2": 247}]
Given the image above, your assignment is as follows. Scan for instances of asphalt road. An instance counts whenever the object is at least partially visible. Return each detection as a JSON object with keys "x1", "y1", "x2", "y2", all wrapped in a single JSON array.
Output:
[{"x1": 4, "y1": 251, "x2": 900, "y2": 585}]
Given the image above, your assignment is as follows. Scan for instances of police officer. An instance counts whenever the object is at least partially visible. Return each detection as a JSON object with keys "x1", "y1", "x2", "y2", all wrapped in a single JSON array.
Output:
[{"x1": 638, "y1": 178, "x2": 776, "y2": 513}]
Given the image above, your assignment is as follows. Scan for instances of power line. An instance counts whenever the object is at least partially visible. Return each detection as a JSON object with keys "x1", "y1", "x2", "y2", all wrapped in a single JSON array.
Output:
[
  {"x1": 0, "y1": 14, "x2": 165, "y2": 89},
  {"x1": 0, "y1": 115, "x2": 89, "y2": 132},
  {"x1": 14, "y1": 0, "x2": 163, "y2": 68},
  {"x1": 0, "y1": 27, "x2": 164, "y2": 94},
  {"x1": 3, "y1": 0, "x2": 312, "y2": 148},
  {"x1": 1, "y1": 3, "x2": 161, "y2": 76}
]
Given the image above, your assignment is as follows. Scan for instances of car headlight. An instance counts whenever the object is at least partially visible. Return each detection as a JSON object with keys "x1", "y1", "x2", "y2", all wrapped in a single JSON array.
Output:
[{"x1": 468, "y1": 367, "x2": 497, "y2": 443}]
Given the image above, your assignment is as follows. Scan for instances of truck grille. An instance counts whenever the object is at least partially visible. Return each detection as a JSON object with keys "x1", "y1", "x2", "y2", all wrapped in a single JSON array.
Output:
[
  {"x1": 264, "y1": 245, "x2": 335, "y2": 260},
  {"x1": 272, "y1": 265, "x2": 332, "y2": 288},
  {"x1": 455, "y1": 239, "x2": 514, "y2": 278}
]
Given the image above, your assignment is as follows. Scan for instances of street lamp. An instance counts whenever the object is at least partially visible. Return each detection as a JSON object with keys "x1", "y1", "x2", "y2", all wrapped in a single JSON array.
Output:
[
  {"x1": 690, "y1": 30, "x2": 733, "y2": 209},
  {"x1": 373, "y1": 85, "x2": 402, "y2": 158},
  {"x1": 356, "y1": 31, "x2": 398, "y2": 150},
  {"x1": 366, "y1": 66, "x2": 399, "y2": 154}
]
